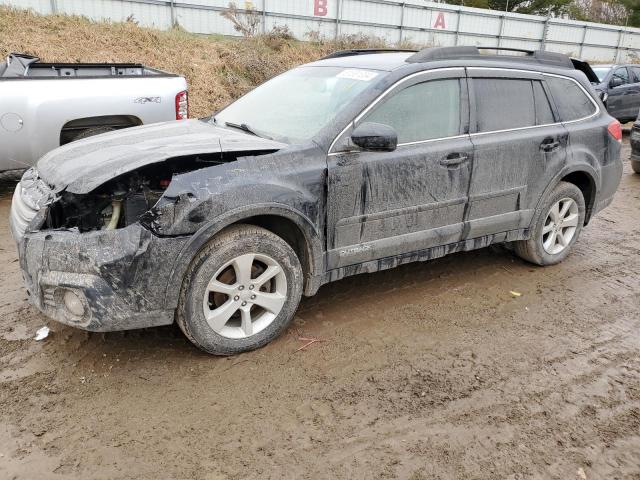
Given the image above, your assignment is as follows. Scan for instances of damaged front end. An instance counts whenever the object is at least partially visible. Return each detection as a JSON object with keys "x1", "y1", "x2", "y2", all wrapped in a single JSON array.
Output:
[
  {"x1": 17, "y1": 224, "x2": 186, "y2": 331},
  {"x1": 43, "y1": 156, "x2": 210, "y2": 234},
  {"x1": 10, "y1": 124, "x2": 285, "y2": 331},
  {"x1": 10, "y1": 163, "x2": 197, "y2": 331}
]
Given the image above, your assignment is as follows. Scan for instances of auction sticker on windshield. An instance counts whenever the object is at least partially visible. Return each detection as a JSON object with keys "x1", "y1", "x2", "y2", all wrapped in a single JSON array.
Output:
[{"x1": 336, "y1": 69, "x2": 379, "y2": 82}]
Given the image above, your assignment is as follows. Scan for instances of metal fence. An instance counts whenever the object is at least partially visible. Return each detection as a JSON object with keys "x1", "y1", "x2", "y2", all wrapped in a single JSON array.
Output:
[{"x1": 5, "y1": 0, "x2": 640, "y2": 62}]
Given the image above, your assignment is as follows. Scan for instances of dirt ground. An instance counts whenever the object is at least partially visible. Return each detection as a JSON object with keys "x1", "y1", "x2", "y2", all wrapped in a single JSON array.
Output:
[{"x1": 0, "y1": 139, "x2": 639, "y2": 480}]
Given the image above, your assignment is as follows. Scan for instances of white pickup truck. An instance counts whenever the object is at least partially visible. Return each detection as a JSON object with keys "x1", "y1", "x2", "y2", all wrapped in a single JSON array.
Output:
[{"x1": 0, "y1": 53, "x2": 188, "y2": 172}]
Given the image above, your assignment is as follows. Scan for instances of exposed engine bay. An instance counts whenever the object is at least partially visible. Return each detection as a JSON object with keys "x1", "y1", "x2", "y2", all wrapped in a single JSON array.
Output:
[{"x1": 43, "y1": 151, "x2": 274, "y2": 233}]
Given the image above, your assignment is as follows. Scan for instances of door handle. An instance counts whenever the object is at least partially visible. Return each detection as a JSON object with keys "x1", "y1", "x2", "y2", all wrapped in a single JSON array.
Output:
[
  {"x1": 440, "y1": 153, "x2": 469, "y2": 168},
  {"x1": 540, "y1": 138, "x2": 560, "y2": 152}
]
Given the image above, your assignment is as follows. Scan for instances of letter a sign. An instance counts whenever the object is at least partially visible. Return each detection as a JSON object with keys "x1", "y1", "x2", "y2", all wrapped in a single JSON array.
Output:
[
  {"x1": 314, "y1": 0, "x2": 328, "y2": 16},
  {"x1": 433, "y1": 12, "x2": 446, "y2": 29}
]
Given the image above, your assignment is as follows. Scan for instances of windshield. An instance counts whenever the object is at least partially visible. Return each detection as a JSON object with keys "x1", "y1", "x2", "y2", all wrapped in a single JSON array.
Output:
[
  {"x1": 213, "y1": 66, "x2": 384, "y2": 144},
  {"x1": 592, "y1": 67, "x2": 611, "y2": 82}
]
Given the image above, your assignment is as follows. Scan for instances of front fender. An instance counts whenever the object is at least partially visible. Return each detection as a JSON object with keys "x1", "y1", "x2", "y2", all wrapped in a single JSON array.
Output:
[{"x1": 149, "y1": 146, "x2": 328, "y2": 306}]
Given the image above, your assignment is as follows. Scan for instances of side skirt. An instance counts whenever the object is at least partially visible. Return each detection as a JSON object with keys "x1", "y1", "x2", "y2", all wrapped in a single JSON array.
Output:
[{"x1": 321, "y1": 229, "x2": 528, "y2": 285}]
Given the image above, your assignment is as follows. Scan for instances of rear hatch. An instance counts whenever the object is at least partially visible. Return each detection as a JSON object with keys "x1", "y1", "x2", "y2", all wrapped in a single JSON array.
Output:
[{"x1": 571, "y1": 58, "x2": 600, "y2": 84}]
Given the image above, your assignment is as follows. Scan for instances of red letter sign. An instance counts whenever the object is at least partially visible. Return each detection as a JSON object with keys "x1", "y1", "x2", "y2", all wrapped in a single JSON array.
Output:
[
  {"x1": 314, "y1": 0, "x2": 328, "y2": 16},
  {"x1": 433, "y1": 12, "x2": 446, "y2": 29}
]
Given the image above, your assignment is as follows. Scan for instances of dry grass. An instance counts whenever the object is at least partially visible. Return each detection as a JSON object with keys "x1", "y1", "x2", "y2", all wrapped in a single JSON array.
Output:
[{"x1": 0, "y1": 6, "x2": 406, "y2": 117}]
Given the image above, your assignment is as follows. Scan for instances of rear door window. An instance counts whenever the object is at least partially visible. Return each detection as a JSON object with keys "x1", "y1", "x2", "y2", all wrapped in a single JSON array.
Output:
[
  {"x1": 631, "y1": 67, "x2": 640, "y2": 83},
  {"x1": 473, "y1": 78, "x2": 535, "y2": 132},
  {"x1": 546, "y1": 77, "x2": 597, "y2": 122},
  {"x1": 365, "y1": 79, "x2": 461, "y2": 144}
]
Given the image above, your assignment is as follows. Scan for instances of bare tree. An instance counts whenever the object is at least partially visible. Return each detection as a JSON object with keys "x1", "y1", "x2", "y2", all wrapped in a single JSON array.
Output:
[
  {"x1": 567, "y1": 0, "x2": 627, "y2": 24},
  {"x1": 220, "y1": 2, "x2": 261, "y2": 37}
]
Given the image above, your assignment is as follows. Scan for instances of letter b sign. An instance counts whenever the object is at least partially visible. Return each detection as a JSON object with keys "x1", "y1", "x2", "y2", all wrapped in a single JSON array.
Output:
[{"x1": 314, "y1": 0, "x2": 328, "y2": 16}]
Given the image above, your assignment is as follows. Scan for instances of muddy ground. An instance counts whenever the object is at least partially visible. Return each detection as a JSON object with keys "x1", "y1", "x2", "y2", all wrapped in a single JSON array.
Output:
[{"x1": 0, "y1": 139, "x2": 639, "y2": 480}]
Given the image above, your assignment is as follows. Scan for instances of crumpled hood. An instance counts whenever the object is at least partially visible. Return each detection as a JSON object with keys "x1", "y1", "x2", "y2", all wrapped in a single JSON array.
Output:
[{"x1": 37, "y1": 119, "x2": 286, "y2": 194}]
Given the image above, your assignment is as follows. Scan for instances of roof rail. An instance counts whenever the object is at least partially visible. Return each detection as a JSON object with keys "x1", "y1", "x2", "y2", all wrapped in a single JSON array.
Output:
[
  {"x1": 320, "y1": 48, "x2": 418, "y2": 60},
  {"x1": 406, "y1": 46, "x2": 573, "y2": 68}
]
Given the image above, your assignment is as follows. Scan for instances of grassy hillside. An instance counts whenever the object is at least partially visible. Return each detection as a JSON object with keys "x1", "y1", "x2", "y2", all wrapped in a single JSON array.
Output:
[{"x1": 0, "y1": 6, "x2": 391, "y2": 117}]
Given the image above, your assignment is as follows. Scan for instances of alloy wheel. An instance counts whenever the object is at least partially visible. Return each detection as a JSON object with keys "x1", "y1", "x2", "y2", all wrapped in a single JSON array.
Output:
[
  {"x1": 202, "y1": 253, "x2": 287, "y2": 339},
  {"x1": 542, "y1": 197, "x2": 580, "y2": 255}
]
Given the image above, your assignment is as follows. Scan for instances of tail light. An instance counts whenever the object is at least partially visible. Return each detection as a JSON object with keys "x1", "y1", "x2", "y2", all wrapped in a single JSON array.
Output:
[
  {"x1": 607, "y1": 119, "x2": 622, "y2": 142},
  {"x1": 175, "y1": 91, "x2": 189, "y2": 120}
]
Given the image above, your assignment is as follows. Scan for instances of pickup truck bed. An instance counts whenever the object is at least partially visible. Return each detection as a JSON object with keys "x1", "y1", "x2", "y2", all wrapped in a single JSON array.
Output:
[
  {"x1": 1, "y1": 54, "x2": 188, "y2": 172},
  {"x1": 1, "y1": 54, "x2": 170, "y2": 78}
]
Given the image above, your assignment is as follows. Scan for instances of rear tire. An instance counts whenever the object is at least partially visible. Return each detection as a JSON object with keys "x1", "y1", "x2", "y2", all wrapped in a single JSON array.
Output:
[
  {"x1": 177, "y1": 224, "x2": 303, "y2": 355},
  {"x1": 514, "y1": 181, "x2": 585, "y2": 266},
  {"x1": 73, "y1": 126, "x2": 115, "y2": 141},
  {"x1": 632, "y1": 159, "x2": 640, "y2": 174}
]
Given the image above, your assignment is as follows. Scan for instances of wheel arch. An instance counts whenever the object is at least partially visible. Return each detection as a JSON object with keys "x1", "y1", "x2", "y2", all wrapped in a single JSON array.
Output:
[
  {"x1": 533, "y1": 166, "x2": 598, "y2": 229},
  {"x1": 60, "y1": 115, "x2": 143, "y2": 145},
  {"x1": 165, "y1": 204, "x2": 325, "y2": 310},
  {"x1": 561, "y1": 170, "x2": 597, "y2": 224}
]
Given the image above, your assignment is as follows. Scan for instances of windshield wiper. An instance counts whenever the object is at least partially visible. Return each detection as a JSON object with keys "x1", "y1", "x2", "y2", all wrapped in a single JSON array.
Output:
[{"x1": 223, "y1": 121, "x2": 272, "y2": 140}]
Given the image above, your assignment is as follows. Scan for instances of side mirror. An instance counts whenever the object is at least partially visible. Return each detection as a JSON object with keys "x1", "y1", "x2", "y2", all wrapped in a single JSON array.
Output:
[
  {"x1": 610, "y1": 76, "x2": 624, "y2": 88},
  {"x1": 351, "y1": 122, "x2": 398, "y2": 152}
]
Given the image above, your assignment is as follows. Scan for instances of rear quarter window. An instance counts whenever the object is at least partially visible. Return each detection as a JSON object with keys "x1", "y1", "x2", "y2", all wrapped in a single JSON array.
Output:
[{"x1": 546, "y1": 77, "x2": 596, "y2": 122}]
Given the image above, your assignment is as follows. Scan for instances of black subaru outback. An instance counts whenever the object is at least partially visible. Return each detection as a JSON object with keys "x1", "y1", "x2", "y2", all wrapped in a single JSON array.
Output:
[{"x1": 11, "y1": 46, "x2": 623, "y2": 355}]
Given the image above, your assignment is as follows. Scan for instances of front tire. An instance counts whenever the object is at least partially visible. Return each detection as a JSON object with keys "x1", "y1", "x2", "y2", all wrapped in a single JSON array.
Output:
[
  {"x1": 514, "y1": 181, "x2": 585, "y2": 266},
  {"x1": 632, "y1": 159, "x2": 640, "y2": 174},
  {"x1": 177, "y1": 224, "x2": 303, "y2": 355}
]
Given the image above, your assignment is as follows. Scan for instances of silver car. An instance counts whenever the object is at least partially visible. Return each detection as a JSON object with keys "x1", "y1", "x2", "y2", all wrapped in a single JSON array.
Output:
[{"x1": 0, "y1": 53, "x2": 188, "y2": 172}]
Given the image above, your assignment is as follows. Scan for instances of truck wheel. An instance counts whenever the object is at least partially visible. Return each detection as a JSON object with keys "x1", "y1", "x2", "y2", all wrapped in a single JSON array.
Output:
[
  {"x1": 177, "y1": 224, "x2": 303, "y2": 355},
  {"x1": 632, "y1": 160, "x2": 640, "y2": 174},
  {"x1": 514, "y1": 181, "x2": 585, "y2": 266},
  {"x1": 73, "y1": 126, "x2": 115, "y2": 141}
]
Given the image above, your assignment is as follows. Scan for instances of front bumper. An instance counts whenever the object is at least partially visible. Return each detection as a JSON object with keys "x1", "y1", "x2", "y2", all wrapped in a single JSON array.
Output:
[{"x1": 17, "y1": 223, "x2": 189, "y2": 332}]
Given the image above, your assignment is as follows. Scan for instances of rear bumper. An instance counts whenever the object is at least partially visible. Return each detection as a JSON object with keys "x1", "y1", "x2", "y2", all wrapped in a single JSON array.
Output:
[
  {"x1": 18, "y1": 224, "x2": 188, "y2": 332},
  {"x1": 591, "y1": 142, "x2": 623, "y2": 220},
  {"x1": 593, "y1": 195, "x2": 614, "y2": 217},
  {"x1": 630, "y1": 126, "x2": 640, "y2": 161}
]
